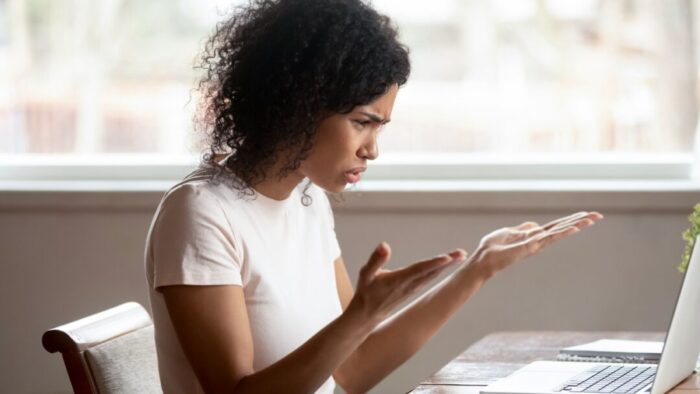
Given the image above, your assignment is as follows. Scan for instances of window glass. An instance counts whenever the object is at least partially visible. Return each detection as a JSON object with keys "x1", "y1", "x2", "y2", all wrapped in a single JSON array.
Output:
[
  {"x1": 1, "y1": 0, "x2": 698, "y2": 156},
  {"x1": 373, "y1": 0, "x2": 699, "y2": 154},
  {"x1": 0, "y1": 0, "x2": 237, "y2": 155}
]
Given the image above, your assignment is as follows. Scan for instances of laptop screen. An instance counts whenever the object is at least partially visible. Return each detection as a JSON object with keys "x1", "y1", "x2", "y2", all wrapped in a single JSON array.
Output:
[{"x1": 651, "y1": 235, "x2": 700, "y2": 394}]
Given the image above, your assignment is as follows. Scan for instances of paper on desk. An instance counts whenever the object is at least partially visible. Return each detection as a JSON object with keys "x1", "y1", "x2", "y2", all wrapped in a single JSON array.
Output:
[
  {"x1": 559, "y1": 339, "x2": 700, "y2": 371},
  {"x1": 560, "y1": 339, "x2": 663, "y2": 359}
]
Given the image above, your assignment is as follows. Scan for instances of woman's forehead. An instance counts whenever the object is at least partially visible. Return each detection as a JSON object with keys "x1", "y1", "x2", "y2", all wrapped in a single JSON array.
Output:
[{"x1": 353, "y1": 86, "x2": 398, "y2": 117}]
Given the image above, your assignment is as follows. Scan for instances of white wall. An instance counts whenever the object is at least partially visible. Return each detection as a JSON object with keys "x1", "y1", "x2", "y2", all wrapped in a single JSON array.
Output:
[{"x1": 0, "y1": 186, "x2": 697, "y2": 393}]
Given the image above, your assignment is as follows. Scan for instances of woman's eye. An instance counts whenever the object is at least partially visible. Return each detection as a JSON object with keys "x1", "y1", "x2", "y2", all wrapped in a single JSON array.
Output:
[{"x1": 353, "y1": 120, "x2": 370, "y2": 129}]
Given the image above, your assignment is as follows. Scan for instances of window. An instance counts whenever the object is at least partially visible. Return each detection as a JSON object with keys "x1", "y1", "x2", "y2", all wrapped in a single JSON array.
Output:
[
  {"x1": 0, "y1": 0, "x2": 698, "y2": 181},
  {"x1": 0, "y1": 0, "x2": 222, "y2": 155},
  {"x1": 373, "y1": 0, "x2": 699, "y2": 156}
]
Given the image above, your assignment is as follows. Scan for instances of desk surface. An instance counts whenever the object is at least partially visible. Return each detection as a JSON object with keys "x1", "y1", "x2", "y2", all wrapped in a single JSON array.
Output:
[{"x1": 411, "y1": 331, "x2": 699, "y2": 394}]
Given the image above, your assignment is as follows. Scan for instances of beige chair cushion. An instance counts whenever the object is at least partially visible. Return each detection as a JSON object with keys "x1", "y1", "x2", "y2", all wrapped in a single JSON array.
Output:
[{"x1": 84, "y1": 325, "x2": 162, "y2": 394}]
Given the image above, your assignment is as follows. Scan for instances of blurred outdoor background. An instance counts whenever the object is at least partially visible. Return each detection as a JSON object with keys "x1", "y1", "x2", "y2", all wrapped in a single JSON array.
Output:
[{"x1": 0, "y1": 0, "x2": 698, "y2": 157}]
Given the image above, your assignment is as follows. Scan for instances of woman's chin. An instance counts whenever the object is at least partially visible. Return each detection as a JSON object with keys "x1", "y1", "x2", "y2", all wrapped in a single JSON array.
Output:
[
  {"x1": 331, "y1": 183, "x2": 347, "y2": 193},
  {"x1": 312, "y1": 180, "x2": 345, "y2": 193},
  {"x1": 332, "y1": 181, "x2": 350, "y2": 193}
]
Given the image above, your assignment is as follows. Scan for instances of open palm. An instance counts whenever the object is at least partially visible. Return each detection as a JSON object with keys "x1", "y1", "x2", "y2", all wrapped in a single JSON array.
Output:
[{"x1": 475, "y1": 211, "x2": 604, "y2": 276}]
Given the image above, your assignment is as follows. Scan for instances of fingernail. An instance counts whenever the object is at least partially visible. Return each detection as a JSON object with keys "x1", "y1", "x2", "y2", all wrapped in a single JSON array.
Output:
[
  {"x1": 450, "y1": 249, "x2": 466, "y2": 260},
  {"x1": 436, "y1": 254, "x2": 451, "y2": 262},
  {"x1": 376, "y1": 242, "x2": 387, "y2": 256},
  {"x1": 443, "y1": 255, "x2": 459, "y2": 265}
]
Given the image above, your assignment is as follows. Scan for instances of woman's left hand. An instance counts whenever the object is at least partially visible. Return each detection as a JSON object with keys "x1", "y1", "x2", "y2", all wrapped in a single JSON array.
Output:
[{"x1": 469, "y1": 211, "x2": 604, "y2": 278}]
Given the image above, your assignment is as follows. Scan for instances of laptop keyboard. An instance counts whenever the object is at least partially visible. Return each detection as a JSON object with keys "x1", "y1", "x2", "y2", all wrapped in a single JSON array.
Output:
[{"x1": 555, "y1": 364, "x2": 656, "y2": 393}]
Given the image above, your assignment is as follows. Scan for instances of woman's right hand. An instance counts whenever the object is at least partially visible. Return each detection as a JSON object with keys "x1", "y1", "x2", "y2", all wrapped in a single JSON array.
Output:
[
  {"x1": 470, "y1": 211, "x2": 604, "y2": 278},
  {"x1": 346, "y1": 242, "x2": 467, "y2": 324}
]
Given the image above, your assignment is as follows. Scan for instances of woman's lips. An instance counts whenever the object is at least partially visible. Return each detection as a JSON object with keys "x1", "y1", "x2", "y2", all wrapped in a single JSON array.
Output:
[
  {"x1": 344, "y1": 168, "x2": 365, "y2": 184},
  {"x1": 344, "y1": 171, "x2": 361, "y2": 184}
]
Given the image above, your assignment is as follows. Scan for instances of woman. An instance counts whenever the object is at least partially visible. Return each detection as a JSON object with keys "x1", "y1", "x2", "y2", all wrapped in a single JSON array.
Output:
[{"x1": 144, "y1": 0, "x2": 603, "y2": 393}]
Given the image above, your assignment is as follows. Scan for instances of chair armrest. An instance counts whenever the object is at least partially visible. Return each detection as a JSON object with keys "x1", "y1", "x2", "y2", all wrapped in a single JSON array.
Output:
[{"x1": 43, "y1": 302, "x2": 152, "y2": 354}]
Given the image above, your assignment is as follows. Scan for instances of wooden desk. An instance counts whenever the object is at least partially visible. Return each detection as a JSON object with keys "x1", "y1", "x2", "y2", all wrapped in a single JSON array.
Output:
[{"x1": 411, "y1": 331, "x2": 700, "y2": 394}]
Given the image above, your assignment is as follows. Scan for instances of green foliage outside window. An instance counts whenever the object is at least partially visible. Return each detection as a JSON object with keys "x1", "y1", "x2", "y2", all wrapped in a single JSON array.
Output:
[{"x1": 679, "y1": 203, "x2": 700, "y2": 273}]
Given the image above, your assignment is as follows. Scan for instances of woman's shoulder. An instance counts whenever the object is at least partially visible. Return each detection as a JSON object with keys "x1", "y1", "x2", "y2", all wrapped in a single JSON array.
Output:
[{"x1": 159, "y1": 166, "x2": 233, "y2": 212}]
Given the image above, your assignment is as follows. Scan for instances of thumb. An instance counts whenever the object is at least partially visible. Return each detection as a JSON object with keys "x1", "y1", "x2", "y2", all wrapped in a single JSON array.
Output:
[{"x1": 361, "y1": 241, "x2": 392, "y2": 279}]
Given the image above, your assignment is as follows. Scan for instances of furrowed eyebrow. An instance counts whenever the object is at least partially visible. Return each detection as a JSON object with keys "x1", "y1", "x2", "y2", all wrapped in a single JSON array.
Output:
[{"x1": 360, "y1": 111, "x2": 391, "y2": 124}]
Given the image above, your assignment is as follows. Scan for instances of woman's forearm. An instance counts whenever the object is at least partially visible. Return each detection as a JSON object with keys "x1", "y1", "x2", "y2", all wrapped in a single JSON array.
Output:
[
  {"x1": 233, "y1": 243, "x2": 465, "y2": 393},
  {"x1": 233, "y1": 304, "x2": 376, "y2": 394},
  {"x1": 337, "y1": 251, "x2": 493, "y2": 393}
]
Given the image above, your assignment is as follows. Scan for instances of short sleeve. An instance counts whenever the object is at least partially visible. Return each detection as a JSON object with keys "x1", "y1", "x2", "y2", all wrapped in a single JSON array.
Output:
[
  {"x1": 316, "y1": 186, "x2": 342, "y2": 262},
  {"x1": 150, "y1": 184, "x2": 243, "y2": 289}
]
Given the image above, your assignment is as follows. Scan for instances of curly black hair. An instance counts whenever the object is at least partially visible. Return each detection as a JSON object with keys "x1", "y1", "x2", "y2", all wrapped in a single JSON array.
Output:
[{"x1": 196, "y1": 0, "x2": 410, "y2": 193}]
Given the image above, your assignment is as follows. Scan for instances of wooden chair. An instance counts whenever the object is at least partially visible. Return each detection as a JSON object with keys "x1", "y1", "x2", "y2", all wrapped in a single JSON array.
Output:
[{"x1": 42, "y1": 302, "x2": 161, "y2": 394}]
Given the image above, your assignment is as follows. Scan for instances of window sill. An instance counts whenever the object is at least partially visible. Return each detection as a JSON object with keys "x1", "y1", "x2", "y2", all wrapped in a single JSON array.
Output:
[{"x1": 0, "y1": 179, "x2": 697, "y2": 212}]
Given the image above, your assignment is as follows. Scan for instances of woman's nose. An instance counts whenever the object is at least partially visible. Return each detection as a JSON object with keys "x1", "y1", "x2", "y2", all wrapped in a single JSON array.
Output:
[{"x1": 359, "y1": 136, "x2": 378, "y2": 160}]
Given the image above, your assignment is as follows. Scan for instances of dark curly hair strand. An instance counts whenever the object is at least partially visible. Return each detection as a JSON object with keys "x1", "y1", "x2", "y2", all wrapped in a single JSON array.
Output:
[{"x1": 196, "y1": 0, "x2": 410, "y2": 194}]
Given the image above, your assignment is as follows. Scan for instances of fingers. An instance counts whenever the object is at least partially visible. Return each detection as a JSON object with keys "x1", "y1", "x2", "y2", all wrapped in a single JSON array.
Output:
[
  {"x1": 361, "y1": 243, "x2": 467, "y2": 286},
  {"x1": 551, "y1": 213, "x2": 604, "y2": 235},
  {"x1": 508, "y1": 226, "x2": 574, "y2": 259},
  {"x1": 402, "y1": 249, "x2": 467, "y2": 289},
  {"x1": 513, "y1": 212, "x2": 604, "y2": 256},
  {"x1": 531, "y1": 225, "x2": 581, "y2": 251},
  {"x1": 392, "y1": 248, "x2": 467, "y2": 282},
  {"x1": 542, "y1": 211, "x2": 603, "y2": 231},
  {"x1": 512, "y1": 212, "x2": 602, "y2": 238},
  {"x1": 360, "y1": 242, "x2": 392, "y2": 280},
  {"x1": 416, "y1": 250, "x2": 465, "y2": 277},
  {"x1": 410, "y1": 265, "x2": 447, "y2": 290},
  {"x1": 513, "y1": 213, "x2": 599, "y2": 243},
  {"x1": 541, "y1": 211, "x2": 588, "y2": 230},
  {"x1": 515, "y1": 221, "x2": 539, "y2": 230},
  {"x1": 534, "y1": 212, "x2": 600, "y2": 245},
  {"x1": 450, "y1": 249, "x2": 468, "y2": 260},
  {"x1": 523, "y1": 225, "x2": 545, "y2": 238}
]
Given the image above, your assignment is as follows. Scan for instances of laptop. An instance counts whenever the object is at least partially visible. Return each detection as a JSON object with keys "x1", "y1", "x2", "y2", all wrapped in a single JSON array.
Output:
[{"x1": 480, "y1": 236, "x2": 700, "y2": 394}]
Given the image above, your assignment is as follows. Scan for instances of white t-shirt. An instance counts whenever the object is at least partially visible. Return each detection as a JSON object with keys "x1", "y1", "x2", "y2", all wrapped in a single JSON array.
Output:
[{"x1": 145, "y1": 165, "x2": 343, "y2": 394}]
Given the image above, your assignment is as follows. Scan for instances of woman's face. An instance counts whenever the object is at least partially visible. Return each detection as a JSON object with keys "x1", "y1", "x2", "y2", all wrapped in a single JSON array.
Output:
[{"x1": 299, "y1": 84, "x2": 398, "y2": 193}]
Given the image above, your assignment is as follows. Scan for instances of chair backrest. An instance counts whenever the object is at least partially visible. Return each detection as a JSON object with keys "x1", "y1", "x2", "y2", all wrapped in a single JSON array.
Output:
[{"x1": 42, "y1": 302, "x2": 162, "y2": 394}]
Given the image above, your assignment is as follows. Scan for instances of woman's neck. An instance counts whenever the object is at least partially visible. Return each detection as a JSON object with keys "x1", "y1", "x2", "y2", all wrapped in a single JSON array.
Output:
[
  {"x1": 214, "y1": 154, "x2": 304, "y2": 201},
  {"x1": 252, "y1": 171, "x2": 305, "y2": 201}
]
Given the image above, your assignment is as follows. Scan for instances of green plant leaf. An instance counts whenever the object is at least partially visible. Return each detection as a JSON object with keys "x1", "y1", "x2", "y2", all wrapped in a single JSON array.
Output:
[{"x1": 679, "y1": 203, "x2": 700, "y2": 273}]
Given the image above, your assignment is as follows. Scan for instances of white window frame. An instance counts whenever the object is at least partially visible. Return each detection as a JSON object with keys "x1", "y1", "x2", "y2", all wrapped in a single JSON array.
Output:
[
  {"x1": 0, "y1": 153, "x2": 697, "y2": 213},
  {"x1": 0, "y1": 152, "x2": 695, "y2": 185}
]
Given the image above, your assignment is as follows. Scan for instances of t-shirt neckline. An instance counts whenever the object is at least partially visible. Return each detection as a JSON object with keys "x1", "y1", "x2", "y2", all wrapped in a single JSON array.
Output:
[
  {"x1": 212, "y1": 154, "x2": 303, "y2": 211},
  {"x1": 252, "y1": 186, "x2": 300, "y2": 211}
]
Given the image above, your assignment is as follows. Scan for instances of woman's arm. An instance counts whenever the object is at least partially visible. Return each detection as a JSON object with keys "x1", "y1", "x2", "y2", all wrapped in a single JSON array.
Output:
[
  {"x1": 161, "y1": 243, "x2": 462, "y2": 393},
  {"x1": 162, "y1": 284, "x2": 375, "y2": 393},
  {"x1": 333, "y1": 211, "x2": 603, "y2": 393}
]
